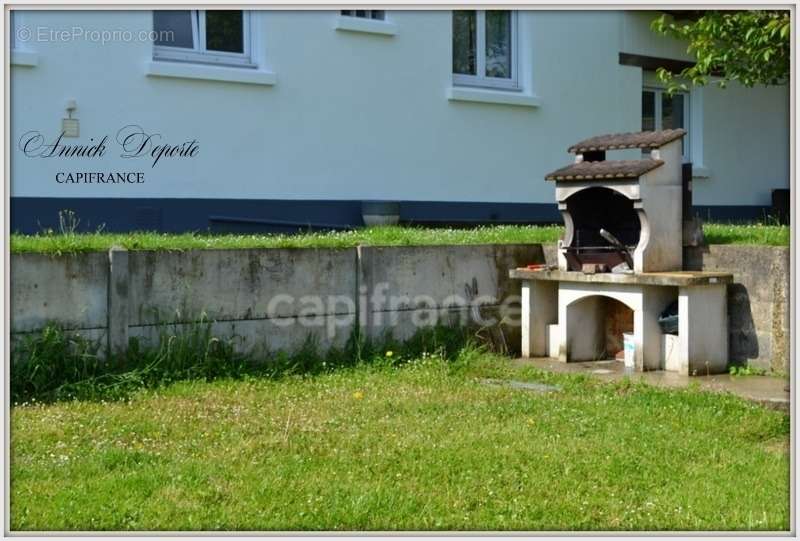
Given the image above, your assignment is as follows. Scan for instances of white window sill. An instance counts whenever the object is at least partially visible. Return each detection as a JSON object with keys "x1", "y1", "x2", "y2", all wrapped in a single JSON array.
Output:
[
  {"x1": 447, "y1": 86, "x2": 541, "y2": 108},
  {"x1": 692, "y1": 166, "x2": 712, "y2": 179},
  {"x1": 334, "y1": 15, "x2": 397, "y2": 36},
  {"x1": 11, "y1": 50, "x2": 39, "y2": 67},
  {"x1": 144, "y1": 60, "x2": 276, "y2": 86}
]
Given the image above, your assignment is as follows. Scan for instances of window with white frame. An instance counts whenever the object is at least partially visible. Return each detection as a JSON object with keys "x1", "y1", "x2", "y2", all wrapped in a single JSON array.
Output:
[
  {"x1": 642, "y1": 87, "x2": 690, "y2": 162},
  {"x1": 452, "y1": 10, "x2": 518, "y2": 90},
  {"x1": 153, "y1": 10, "x2": 254, "y2": 67},
  {"x1": 340, "y1": 10, "x2": 385, "y2": 20}
]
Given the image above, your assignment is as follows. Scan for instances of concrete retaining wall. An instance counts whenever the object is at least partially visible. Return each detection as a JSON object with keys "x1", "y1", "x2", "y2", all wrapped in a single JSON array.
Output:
[
  {"x1": 10, "y1": 252, "x2": 110, "y2": 348},
  {"x1": 11, "y1": 244, "x2": 544, "y2": 356},
  {"x1": 10, "y1": 244, "x2": 788, "y2": 371},
  {"x1": 125, "y1": 248, "x2": 359, "y2": 353},
  {"x1": 359, "y1": 245, "x2": 543, "y2": 350}
]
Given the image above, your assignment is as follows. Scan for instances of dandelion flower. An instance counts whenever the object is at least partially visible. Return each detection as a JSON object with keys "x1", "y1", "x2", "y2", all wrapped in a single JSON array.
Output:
[
  {"x1": 385, "y1": 351, "x2": 394, "y2": 358},
  {"x1": 353, "y1": 391, "x2": 364, "y2": 400}
]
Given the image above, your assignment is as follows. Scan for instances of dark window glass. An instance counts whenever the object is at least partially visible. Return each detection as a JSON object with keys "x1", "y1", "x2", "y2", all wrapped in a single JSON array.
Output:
[
  {"x1": 662, "y1": 93, "x2": 685, "y2": 155},
  {"x1": 453, "y1": 11, "x2": 476, "y2": 75},
  {"x1": 662, "y1": 92, "x2": 685, "y2": 130},
  {"x1": 341, "y1": 10, "x2": 384, "y2": 20},
  {"x1": 641, "y1": 90, "x2": 655, "y2": 131},
  {"x1": 485, "y1": 11, "x2": 512, "y2": 78},
  {"x1": 153, "y1": 10, "x2": 194, "y2": 48},
  {"x1": 205, "y1": 11, "x2": 244, "y2": 53}
]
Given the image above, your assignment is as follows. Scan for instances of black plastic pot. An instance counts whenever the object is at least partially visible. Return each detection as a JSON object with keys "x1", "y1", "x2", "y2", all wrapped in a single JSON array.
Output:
[{"x1": 658, "y1": 300, "x2": 679, "y2": 335}]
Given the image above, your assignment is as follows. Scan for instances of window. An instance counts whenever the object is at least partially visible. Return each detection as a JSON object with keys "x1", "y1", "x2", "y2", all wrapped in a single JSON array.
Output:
[
  {"x1": 452, "y1": 10, "x2": 518, "y2": 90},
  {"x1": 340, "y1": 10, "x2": 385, "y2": 20},
  {"x1": 334, "y1": 10, "x2": 396, "y2": 37},
  {"x1": 153, "y1": 10, "x2": 254, "y2": 67},
  {"x1": 642, "y1": 87, "x2": 690, "y2": 161},
  {"x1": 10, "y1": 10, "x2": 17, "y2": 49}
]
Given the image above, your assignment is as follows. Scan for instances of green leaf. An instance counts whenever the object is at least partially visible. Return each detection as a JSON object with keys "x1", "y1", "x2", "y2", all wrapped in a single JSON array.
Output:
[{"x1": 648, "y1": 10, "x2": 788, "y2": 89}]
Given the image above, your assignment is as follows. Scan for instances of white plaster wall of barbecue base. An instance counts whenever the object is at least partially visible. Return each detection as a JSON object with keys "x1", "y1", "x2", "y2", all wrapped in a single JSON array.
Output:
[
  {"x1": 678, "y1": 284, "x2": 728, "y2": 375},
  {"x1": 521, "y1": 280, "x2": 558, "y2": 357},
  {"x1": 557, "y1": 282, "x2": 677, "y2": 370}
]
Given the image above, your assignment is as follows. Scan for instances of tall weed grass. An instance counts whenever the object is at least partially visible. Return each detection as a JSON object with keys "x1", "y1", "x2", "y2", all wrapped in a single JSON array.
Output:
[{"x1": 11, "y1": 321, "x2": 482, "y2": 405}]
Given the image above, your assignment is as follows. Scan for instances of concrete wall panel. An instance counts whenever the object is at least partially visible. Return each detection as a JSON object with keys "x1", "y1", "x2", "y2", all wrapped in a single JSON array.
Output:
[
  {"x1": 9, "y1": 243, "x2": 789, "y2": 372},
  {"x1": 127, "y1": 248, "x2": 358, "y2": 325},
  {"x1": 359, "y1": 244, "x2": 544, "y2": 343},
  {"x1": 10, "y1": 253, "x2": 109, "y2": 333},
  {"x1": 128, "y1": 316, "x2": 352, "y2": 354}
]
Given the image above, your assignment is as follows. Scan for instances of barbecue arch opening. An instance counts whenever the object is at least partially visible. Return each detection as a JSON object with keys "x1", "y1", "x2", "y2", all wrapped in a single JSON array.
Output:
[
  {"x1": 565, "y1": 294, "x2": 634, "y2": 362},
  {"x1": 562, "y1": 187, "x2": 642, "y2": 271}
]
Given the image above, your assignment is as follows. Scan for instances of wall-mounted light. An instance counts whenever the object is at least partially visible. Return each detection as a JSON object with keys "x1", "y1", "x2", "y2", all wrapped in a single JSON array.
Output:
[{"x1": 62, "y1": 99, "x2": 78, "y2": 137}]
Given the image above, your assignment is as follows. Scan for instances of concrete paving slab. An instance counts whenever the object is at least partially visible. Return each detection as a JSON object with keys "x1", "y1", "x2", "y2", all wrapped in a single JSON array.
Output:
[
  {"x1": 514, "y1": 357, "x2": 790, "y2": 411},
  {"x1": 479, "y1": 378, "x2": 561, "y2": 393}
]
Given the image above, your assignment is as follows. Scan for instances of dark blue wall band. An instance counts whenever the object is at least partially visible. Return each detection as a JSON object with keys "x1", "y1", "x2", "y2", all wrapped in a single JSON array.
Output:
[{"x1": 10, "y1": 197, "x2": 774, "y2": 234}]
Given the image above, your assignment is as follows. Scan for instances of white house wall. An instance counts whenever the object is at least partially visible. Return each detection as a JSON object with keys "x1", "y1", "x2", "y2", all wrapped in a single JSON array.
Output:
[
  {"x1": 697, "y1": 82, "x2": 789, "y2": 208},
  {"x1": 627, "y1": 12, "x2": 790, "y2": 212},
  {"x1": 10, "y1": 10, "x2": 789, "y2": 232}
]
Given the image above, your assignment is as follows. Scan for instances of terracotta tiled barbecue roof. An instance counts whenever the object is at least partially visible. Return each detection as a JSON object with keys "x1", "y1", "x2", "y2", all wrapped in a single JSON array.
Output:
[
  {"x1": 544, "y1": 159, "x2": 664, "y2": 181},
  {"x1": 567, "y1": 129, "x2": 687, "y2": 153}
]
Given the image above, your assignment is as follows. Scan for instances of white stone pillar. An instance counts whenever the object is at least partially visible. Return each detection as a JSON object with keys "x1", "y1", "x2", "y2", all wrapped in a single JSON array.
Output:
[
  {"x1": 521, "y1": 280, "x2": 558, "y2": 358},
  {"x1": 678, "y1": 284, "x2": 728, "y2": 375}
]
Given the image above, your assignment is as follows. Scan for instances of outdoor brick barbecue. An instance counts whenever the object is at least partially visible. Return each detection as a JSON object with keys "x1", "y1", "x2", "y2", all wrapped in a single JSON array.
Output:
[
  {"x1": 552, "y1": 128, "x2": 687, "y2": 274},
  {"x1": 510, "y1": 129, "x2": 734, "y2": 375}
]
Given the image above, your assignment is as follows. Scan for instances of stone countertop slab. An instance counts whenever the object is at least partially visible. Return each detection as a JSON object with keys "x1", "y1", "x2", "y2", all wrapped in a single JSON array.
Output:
[{"x1": 509, "y1": 268, "x2": 734, "y2": 287}]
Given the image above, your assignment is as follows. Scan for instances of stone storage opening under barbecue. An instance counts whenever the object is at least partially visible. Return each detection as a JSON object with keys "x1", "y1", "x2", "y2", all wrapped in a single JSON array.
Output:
[{"x1": 510, "y1": 129, "x2": 734, "y2": 375}]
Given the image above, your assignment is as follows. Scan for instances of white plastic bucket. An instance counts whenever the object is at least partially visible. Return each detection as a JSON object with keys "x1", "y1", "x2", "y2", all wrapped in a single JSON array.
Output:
[{"x1": 623, "y1": 333, "x2": 635, "y2": 368}]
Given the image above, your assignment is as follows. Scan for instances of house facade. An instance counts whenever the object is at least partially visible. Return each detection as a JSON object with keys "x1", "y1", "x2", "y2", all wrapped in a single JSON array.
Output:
[{"x1": 9, "y1": 9, "x2": 790, "y2": 233}]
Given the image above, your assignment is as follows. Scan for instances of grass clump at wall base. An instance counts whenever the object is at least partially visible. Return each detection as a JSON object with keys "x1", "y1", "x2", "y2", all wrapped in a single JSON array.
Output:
[
  {"x1": 11, "y1": 323, "x2": 246, "y2": 404},
  {"x1": 11, "y1": 326, "x2": 105, "y2": 403},
  {"x1": 10, "y1": 322, "x2": 478, "y2": 405}
]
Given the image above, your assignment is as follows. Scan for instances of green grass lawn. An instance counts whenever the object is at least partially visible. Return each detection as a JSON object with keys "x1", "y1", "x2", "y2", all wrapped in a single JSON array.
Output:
[
  {"x1": 11, "y1": 352, "x2": 789, "y2": 531},
  {"x1": 9, "y1": 222, "x2": 788, "y2": 255},
  {"x1": 9, "y1": 225, "x2": 563, "y2": 254},
  {"x1": 703, "y1": 223, "x2": 789, "y2": 246}
]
